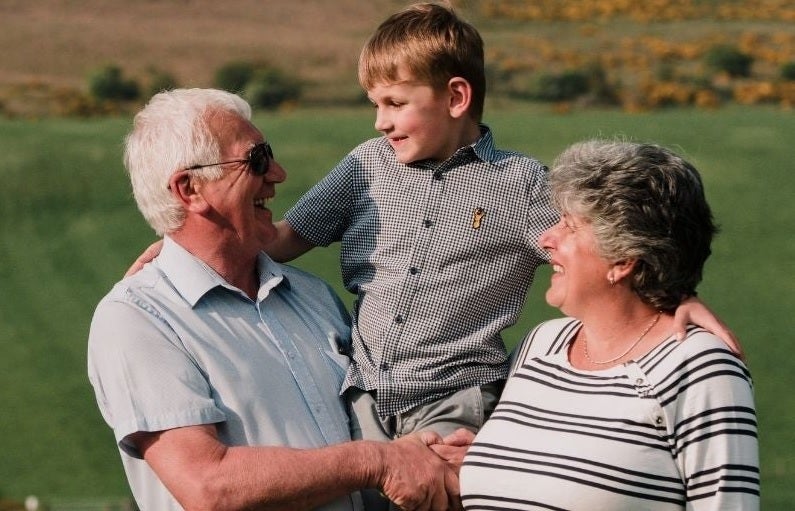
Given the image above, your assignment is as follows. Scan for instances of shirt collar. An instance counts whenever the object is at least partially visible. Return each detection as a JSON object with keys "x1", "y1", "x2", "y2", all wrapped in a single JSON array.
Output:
[
  {"x1": 471, "y1": 124, "x2": 497, "y2": 162},
  {"x1": 408, "y1": 124, "x2": 496, "y2": 171},
  {"x1": 157, "y1": 236, "x2": 286, "y2": 307}
]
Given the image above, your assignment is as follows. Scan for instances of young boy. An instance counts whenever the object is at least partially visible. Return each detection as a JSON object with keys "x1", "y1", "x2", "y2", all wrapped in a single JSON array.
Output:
[
  {"x1": 265, "y1": 3, "x2": 556, "y2": 443},
  {"x1": 127, "y1": 2, "x2": 737, "y2": 446},
  {"x1": 263, "y1": 1, "x2": 743, "y2": 445}
]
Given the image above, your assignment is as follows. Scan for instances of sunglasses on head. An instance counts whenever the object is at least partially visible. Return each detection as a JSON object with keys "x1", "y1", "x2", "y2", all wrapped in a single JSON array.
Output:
[{"x1": 185, "y1": 141, "x2": 274, "y2": 176}]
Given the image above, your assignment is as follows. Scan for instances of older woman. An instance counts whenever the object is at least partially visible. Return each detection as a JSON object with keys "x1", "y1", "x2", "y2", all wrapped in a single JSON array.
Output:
[{"x1": 459, "y1": 140, "x2": 759, "y2": 510}]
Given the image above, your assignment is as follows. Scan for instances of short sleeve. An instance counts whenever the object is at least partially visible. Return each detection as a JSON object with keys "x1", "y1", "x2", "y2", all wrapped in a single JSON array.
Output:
[
  {"x1": 284, "y1": 152, "x2": 357, "y2": 247},
  {"x1": 87, "y1": 298, "x2": 225, "y2": 457},
  {"x1": 523, "y1": 165, "x2": 557, "y2": 264}
]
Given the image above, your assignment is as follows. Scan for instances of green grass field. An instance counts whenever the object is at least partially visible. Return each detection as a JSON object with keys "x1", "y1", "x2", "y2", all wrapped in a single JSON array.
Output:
[{"x1": 1, "y1": 104, "x2": 792, "y2": 508}]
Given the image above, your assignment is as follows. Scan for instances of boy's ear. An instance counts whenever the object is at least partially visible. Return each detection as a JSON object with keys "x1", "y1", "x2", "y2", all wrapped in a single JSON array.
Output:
[
  {"x1": 447, "y1": 77, "x2": 472, "y2": 119},
  {"x1": 168, "y1": 170, "x2": 210, "y2": 213}
]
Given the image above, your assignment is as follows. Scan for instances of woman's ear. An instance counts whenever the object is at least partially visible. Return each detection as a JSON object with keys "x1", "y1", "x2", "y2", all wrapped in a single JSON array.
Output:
[
  {"x1": 608, "y1": 258, "x2": 637, "y2": 285},
  {"x1": 168, "y1": 170, "x2": 209, "y2": 213},
  {"x1": 447, "y1": 77, "x2": 473, "y2": 119}
]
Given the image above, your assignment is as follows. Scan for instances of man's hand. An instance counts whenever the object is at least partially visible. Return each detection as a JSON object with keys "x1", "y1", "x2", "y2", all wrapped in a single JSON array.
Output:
[
  {"x1": 124, "y1": 239, "x2": 164, "y2": 277},
  {"x1": 674, "y1": 296, "x2": 744, "y2": 358},
  {"x1": 377, "y1": 432, "x2": 462, "y2": 511}
]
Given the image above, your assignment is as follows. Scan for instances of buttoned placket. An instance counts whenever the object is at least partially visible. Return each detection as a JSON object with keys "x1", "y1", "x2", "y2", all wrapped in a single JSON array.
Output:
[
  {"x1": 254, "y1": 293, "x2": 350, "y2": 446},
  {"x1": 377, "y1": 163, "x2": 449, "y2": 402},
  {"x1": 624, "y1": 361, "x2": 667, "y2": 433}
]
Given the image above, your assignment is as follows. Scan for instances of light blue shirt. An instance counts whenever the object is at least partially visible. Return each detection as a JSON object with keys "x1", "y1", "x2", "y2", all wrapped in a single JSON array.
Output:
[{"x1": 88, "y1": 236, "x2": 361, "y2": 511}]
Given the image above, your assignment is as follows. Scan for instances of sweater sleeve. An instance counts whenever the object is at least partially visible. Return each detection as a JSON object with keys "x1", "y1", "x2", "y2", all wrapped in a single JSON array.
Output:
[{"x1": 664, "y1": 332, "x2": 759, "y2": 510}]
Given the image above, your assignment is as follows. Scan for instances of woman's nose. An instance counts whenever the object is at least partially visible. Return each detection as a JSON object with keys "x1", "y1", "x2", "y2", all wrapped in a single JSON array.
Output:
[{"x1": 539, "y1": 221, "x2": 560, "y2": 249}]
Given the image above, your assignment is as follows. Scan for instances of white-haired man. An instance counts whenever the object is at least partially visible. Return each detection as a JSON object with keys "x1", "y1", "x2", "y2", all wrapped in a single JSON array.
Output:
[{"x1": 88, "y1": 88, "x2": 462, "y2": 511}]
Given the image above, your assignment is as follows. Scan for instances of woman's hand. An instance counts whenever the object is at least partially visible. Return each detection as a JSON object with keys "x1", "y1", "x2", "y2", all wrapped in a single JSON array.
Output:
[
  {"x1": 124, "y1": 239, "x2": 164, "y2": 277},
  {"x1": 429, "y1": 428, "x2": 475, "y2": 475}
]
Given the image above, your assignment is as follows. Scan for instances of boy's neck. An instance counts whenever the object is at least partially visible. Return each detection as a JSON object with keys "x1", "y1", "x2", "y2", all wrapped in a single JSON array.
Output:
[
  {"x1": 435, "y1": 119, "x2": 481, "y2": 163},
  {"x1": 460, "y1": 120, "x2": 482, "y2": 147}
]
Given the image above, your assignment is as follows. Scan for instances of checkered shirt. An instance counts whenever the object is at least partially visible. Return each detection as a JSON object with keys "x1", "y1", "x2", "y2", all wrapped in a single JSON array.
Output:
[{"x1": 285, "y1": 125, "x2": 558, "y2": 416}]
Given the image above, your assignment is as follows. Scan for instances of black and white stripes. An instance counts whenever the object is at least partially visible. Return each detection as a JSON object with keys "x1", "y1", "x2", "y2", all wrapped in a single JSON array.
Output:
[{"x1": 460, "y1": 318, "x2": 759, "y2": 510}]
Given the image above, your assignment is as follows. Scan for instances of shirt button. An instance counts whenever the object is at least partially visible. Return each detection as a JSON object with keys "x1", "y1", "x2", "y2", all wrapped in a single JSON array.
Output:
[
  {"x1": 423, "y1": 219, "x2": 433, "y2": 228},
  {"x1": 409, "y1": 267, "x2": 418, "y2": 275},
  {"x1": 655, "y1": 416, "x2": 664, "y2": 425},
  {"x1": 380, "y1": 362, "x2": 390, "y2": 371},
  {"x1": 395, "y1": 315, "x2": 404, "y2": 324},
  {"x1": 635, "y1": 378, "x2": 645, "y2": 386},
  {"x1": 433, "y1": 170, "x2": 443, "y2": 180}
]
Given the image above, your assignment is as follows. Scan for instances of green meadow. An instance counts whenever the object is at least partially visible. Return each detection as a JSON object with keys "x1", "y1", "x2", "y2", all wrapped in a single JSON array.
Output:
[{"x1": 1, "y1": 104, "x2": 792, "y2": 508}]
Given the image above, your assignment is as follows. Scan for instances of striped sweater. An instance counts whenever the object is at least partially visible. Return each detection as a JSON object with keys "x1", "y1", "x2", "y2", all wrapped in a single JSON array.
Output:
[{"x1": 460, "y1": 318, "x2": 759, "y2": 510}]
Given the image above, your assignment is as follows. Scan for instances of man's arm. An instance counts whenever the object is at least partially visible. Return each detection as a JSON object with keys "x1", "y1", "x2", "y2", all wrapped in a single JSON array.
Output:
[
  {"x1": 123, "y1": 221, "x2": 314, "y2": 277},
  {"x1": 132, "y1": 424, "x2": 460, "y2": 511},
  {"x1": 672, "y1": 296, "x2": 743, "y2": 358}
]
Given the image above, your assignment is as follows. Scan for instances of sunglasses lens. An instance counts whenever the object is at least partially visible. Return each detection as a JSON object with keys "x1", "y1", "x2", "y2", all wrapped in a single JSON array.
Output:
[{"x1": 249, "y1": 143, "x2": 272, "y2": 175}]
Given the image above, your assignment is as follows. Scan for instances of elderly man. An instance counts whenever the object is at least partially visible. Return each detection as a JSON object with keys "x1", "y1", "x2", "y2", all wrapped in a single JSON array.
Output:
[{"x1": 87, "y1": 88, "x2": 460, "y2": 511}]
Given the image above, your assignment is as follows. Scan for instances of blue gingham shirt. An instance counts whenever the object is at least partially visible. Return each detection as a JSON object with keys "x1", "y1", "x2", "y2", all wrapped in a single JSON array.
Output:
[
  {"x1": 286, "y1": 126, "x2": 558, "y2": 416},
  {"x1": 88, "y1": 236, "x2": 360, "y2": 511}
]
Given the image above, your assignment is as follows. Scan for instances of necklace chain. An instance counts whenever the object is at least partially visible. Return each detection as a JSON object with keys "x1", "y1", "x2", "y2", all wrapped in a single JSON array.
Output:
[{"x1": 583, "y1": 311, "x2": 662, "y2": 365}]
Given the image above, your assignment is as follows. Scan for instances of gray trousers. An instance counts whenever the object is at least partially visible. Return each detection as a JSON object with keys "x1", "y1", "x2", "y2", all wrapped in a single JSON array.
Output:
[{"x1": 347, "y1": 382, "x2": 504, "y2": 510}]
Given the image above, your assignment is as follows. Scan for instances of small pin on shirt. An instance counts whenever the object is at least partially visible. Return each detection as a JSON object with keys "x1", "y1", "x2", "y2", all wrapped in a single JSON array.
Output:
[{"x1": 472, "y1": 207, "x2": 486, "y2": 229}]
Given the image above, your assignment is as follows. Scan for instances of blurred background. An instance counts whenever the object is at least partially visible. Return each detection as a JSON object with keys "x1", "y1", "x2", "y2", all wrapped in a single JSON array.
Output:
[{"x1": 1, "y1": 1, "x2": 793, "y2": 510}]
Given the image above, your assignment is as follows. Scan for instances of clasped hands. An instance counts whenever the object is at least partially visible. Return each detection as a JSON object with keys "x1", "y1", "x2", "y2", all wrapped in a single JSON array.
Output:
[{"x1": 379, "y1": 428, "x2": 475, "y2": 511}]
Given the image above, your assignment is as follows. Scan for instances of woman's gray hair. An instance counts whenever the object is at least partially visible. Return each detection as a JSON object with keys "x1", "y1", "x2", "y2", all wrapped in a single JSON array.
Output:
[
  {"x1": 548, "y1": 139, "x2": 718, "y2": 310},
  {"x1": 124, "y1": 88, "x2": 252, "y2": 235}
]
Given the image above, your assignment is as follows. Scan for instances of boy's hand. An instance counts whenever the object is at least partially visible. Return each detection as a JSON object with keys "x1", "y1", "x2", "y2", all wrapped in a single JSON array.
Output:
[
  {"x1": 674, "y1": 296, "x2": 744, "y2": 358},
  {"x1": 124, "y1": 239, "x2": 164, "y2": 277}
]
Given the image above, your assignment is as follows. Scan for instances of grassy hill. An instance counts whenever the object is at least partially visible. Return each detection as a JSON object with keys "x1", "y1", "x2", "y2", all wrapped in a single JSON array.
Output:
[
  {"x1": 0, "y1": 0, "x2": 793, "y2": 508},
  {"x1": 1, "y1": 104, "x2": 794, "y2": 509}
]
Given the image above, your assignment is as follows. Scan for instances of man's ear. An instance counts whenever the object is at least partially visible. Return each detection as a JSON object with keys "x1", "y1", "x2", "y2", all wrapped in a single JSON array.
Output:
[
  {"x1": 447, "y1": 77, "x2": 473, "y2": 119},
  {"x1": 168, "y1": 170, "x2": 209, "y2": 213}
]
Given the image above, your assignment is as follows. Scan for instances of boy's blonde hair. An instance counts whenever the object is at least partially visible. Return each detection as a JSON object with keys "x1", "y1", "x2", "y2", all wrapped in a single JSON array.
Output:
[{"x1": 359, "y1": 2, "x2": 486, "y2": 121}]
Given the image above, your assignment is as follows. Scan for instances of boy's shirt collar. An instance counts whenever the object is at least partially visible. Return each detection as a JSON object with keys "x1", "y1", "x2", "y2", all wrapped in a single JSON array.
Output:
[
  {"x1": 471, "y1": 123, "x2": 496, "y2": 162},
  {"x1": 408, "y1": 123, "x2": 495, "y2": 170}
]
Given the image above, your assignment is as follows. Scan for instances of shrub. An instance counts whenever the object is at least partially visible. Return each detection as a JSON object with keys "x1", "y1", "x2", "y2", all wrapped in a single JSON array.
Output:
[
  {"x1": 88, "y1": 65, "x2": 140, "y2": 101},
  {"x1": 214, "y1": 61, "x2": 256, "y2": 93},
  {"x1": 705, "y1": 45, "x2": 753, "y2": 77},
  {"x1": 529, "y1": 70, "x2": 590, "y2": 101},
  {"x1": 244, "y1": 68, "x2": 302, "y2": 109},
  {"x1": 781, "y1": 61, "x2": 795, "y2": 81},
  {"x1": 144, "y1": 67, "x2": 179, "y2": 99}
]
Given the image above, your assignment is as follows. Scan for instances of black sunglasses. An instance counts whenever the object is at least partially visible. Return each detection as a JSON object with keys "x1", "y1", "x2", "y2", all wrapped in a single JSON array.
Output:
[{"x1": 185, "y1": 141, "x2": 274, "y2": 176}]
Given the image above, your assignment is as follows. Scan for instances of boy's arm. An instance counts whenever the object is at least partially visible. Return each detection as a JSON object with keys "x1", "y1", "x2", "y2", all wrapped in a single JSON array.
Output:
[
  {"x1": 265, "y1": 220, "x2": 315, "y2": 262},
  {"x1": 122, "y1": 221, "x2": 315, "y2": 277},
  {"x1": 673, "y1": 296, "x2": 744, "y2": 358}
]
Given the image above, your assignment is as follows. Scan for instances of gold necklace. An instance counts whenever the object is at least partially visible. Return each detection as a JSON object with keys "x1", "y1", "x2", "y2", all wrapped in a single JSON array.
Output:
[{"x1": 582, "y1": 311, "x2": 662, "y2": 365}]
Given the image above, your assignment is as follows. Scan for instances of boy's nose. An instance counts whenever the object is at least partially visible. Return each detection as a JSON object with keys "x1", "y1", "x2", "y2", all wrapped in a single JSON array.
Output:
[{"x1": 374, "y1": 109, "x2": 391, "y2": 133}]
